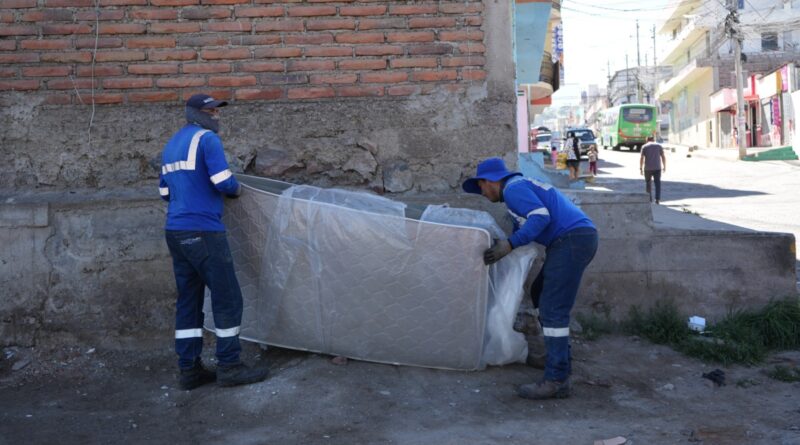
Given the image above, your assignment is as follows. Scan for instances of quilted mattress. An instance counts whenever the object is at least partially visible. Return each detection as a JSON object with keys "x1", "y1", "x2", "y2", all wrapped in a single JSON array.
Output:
[{"x1": 205, "y1": 174, "x2": 534, "y2": 371}]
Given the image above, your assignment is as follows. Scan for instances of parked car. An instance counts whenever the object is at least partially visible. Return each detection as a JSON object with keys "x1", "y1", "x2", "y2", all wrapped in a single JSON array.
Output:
[
  {"x1": 535, "y1": 132, "x2": 552, "y2": 152},
  {"x1": 565, "y1": 128, "x2": 597, "y2": 158}
]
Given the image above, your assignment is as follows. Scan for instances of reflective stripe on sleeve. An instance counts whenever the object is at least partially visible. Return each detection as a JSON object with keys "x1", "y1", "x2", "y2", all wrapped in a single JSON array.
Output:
[
  {"x1": 526, "y1": 207, "x2": 550, "y2": 218},
  {"x1": 160, "y1": 129, "x2": 210, "y2": 176},
  {"x1": 175, "y1": 328, "x2": 203, "y2": 339},
  {"x1": 542, "y1": 327, "x2": 570, "y2": 337},
  {"x1": 159, "y1": 187, "x2": 169, "y2": 196},
  {"x1": 216, "y1": 326, "x2": 240, "y2": 338},
  {"x1": 210, "y1": 169, "x2": 232, "y2": 185}
]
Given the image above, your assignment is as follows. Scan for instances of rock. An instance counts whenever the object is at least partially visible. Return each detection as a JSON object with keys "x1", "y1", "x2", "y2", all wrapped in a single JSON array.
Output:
[
  {"x1": 383, "y1": 161, "x2": 413, "y2": 193},
  {"x1": 12, "y1": 358, "x2": 31, "y2": 371},
  {"x1": 357, "y1": 138, "x2": 379, "y2": 155},
  {"x1": 255, "y1": 148, "x2": 302, "y2": 177},
  {"x1": 342, "y1": 149, "x2": 378, "y2": 179},
  {"x1": 331, "y1": 356, "x2": 348, "y2": 366},
  {"x1": 658, "y1": 383, "x2": 675, "y2": 391}
]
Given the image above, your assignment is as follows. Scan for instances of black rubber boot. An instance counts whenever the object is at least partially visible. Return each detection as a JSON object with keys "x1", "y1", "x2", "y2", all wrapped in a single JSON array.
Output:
[
  {"x1": 217, "y1": 363, "x2": 270, "y2": 387},
  {"x1": 179, "y1": 360, "x2": 217, "y2": 391}
]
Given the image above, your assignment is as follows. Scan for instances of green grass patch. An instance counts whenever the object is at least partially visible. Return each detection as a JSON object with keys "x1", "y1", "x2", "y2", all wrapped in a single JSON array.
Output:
[
  {"x1": 623, "y1": 299, "x2": 800, "y2": 366},
  {"x1": 767, "y1": 365, "x2": 800, "y2": 382},
  {"x1": 575, "y1": 312, "x2": 616, "y2": 341}
]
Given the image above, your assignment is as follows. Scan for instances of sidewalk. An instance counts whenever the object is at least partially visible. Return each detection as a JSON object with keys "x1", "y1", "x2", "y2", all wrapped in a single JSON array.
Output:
[{"x1": 663, "y1": 142, "x2": 800, "y2": 164}]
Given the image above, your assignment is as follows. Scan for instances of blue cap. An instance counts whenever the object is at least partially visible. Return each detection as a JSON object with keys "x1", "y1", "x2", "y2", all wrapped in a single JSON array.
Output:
[
  {"x1": 186, "y1": 94, "x2": 228, "y2": 110},
  {"x1": 462, "y1": 157, "x2": 522, "y2": 194}
]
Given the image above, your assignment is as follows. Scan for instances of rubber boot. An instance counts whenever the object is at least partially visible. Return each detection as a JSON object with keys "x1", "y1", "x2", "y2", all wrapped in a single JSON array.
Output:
[
  {"x1": 217, "y1": 363, "x2": 270, "y2": 387},
  {"x1": 179, "y1": 360, "x2": 217, "y2": 391}
]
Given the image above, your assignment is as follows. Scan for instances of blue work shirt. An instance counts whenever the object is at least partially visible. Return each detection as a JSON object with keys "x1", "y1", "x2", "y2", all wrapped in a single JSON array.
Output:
[
  {"x1": 503, "y1": 176, "x2": 596, "y2": 248},
  {"x1": 159, "y1": 124, "x2": 240, "y2": 232}
]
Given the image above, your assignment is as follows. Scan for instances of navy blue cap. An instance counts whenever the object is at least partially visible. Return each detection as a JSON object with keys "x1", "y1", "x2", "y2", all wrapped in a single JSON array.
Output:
[
  {"x1": 462, "y1": 157, "x2": 522, "y2": 194},
  {"x1": 186, "y1": 94, "x2": 228, "y2": 110}
]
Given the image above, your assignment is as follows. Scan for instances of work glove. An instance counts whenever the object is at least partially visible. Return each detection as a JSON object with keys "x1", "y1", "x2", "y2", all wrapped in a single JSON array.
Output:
[
  {"x1": 483, "y1": 239, "x2": 512, "y2": 265},
  {"x1": 226, "y1": 184, "x2": 243, "y2": 199}
]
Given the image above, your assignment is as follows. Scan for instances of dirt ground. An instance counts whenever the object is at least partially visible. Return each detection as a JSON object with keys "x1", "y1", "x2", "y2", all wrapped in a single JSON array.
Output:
[{"x1": 2, "y1": 335, "x2": 799, "y2": 445}]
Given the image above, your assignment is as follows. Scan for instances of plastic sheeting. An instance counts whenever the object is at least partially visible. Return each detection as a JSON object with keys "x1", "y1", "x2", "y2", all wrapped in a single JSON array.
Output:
[{"x1": 205, "y1": 174, "x2": 537, "y2": 370}]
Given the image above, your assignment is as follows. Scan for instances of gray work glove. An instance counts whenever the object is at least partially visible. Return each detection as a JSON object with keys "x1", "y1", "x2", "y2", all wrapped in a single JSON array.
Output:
[{"x1": 484, "y1": 239, "x2": 512, "y2": 265}]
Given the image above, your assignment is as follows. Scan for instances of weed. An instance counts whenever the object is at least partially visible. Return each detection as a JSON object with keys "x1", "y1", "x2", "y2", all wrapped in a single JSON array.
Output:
[
  {"x1": 681, "y1": 207, "x2": 700, "y2": 216},
  {"x1": 766, "y1": 365, "x2": 800, "y2": 382},
  {"x1": 576, "y1": 312, "x2": 616, "y2": 341}
]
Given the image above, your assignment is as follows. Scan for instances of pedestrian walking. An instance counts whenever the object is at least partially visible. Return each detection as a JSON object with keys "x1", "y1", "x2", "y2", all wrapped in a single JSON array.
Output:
[
  {"x1": 588, "y1": 145, "x2": 598, "y2": 176},
  {"x1": 159, "y1": 94, "x2": 270, "y2": 390},
  {"x1": 565, "y1": 132, "x2": 581, "y2": 180},
  {"x1": 639, "y1": 135, "x2": 667, "y2": 204},
  {"x1": 462, "y1": 158, "x2": 598, "y2": 400}
]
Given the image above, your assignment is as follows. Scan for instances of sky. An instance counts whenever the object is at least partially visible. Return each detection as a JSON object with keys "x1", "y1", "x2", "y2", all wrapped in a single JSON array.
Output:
[{"x1": 552, "y1": 0, "x2": 677, "y2": 105}]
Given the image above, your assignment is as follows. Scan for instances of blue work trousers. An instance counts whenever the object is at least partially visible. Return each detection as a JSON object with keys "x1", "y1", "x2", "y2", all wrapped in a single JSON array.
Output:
[
  {"x1": 165, "y1": 231, "x2": 243, "y2": 370},
  {"x1": 529, "y1": 227, "x2": 598, "y2": 382}
]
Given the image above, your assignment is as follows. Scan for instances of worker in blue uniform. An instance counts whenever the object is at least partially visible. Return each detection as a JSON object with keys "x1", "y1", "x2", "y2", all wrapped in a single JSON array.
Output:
[
  {"x1": 160, "y1": 94, "x2": 269, "y2": 390},
  {"x1": 463, "y1": 157, "x2": 598, "y2": 399}
]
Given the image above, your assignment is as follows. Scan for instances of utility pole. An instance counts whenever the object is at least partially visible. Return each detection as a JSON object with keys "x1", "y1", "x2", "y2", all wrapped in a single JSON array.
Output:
[
  {"x1": 625, "y1": 54, "x2": 630, "y2": 104},
  {"x1": 636, "y1": 20, "x2": 642, "y2": 103},
  {"x1": 652, "y1": 24, "x2": 657, "y2": 106},
  {"x1": 727, "y1": 0, "x2": 747, "y2": 159}
]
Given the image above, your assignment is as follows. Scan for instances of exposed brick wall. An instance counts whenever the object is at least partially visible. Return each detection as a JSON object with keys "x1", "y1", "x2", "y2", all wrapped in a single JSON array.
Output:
[{"x1": 0, "y1": 0, "x2": 487, "y2": 105}]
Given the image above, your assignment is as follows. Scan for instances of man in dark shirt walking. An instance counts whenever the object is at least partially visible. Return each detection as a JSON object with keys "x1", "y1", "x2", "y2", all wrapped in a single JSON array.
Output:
[{"x1": 639, "y1": 135, "x2": 667, "y2": 204}]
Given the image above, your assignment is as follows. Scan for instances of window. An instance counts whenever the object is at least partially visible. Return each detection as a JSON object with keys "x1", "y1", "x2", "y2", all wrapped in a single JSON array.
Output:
[
  {"x1": 622, "y1": 107, "x2": 654, "y2": 123},
  {"x1": 762, "y1": 32, "x2": 779, "y2": 50}
]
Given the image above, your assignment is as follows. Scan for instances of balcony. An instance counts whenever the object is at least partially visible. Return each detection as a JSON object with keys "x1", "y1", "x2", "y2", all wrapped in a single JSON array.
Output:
[{"x1": 660, "y1": 16, "x2": 708, "y2": 65}]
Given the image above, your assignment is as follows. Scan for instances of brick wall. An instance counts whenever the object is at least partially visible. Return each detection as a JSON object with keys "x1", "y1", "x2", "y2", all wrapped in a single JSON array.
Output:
[{"x1": 0, "y1": 0, "x2": 487, "y2": 105}]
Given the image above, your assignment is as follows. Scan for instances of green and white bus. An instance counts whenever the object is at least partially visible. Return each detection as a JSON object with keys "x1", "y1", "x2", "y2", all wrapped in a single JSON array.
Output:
[{"x1": 600, "y1": 104, "x2": 658, "y2": 151}]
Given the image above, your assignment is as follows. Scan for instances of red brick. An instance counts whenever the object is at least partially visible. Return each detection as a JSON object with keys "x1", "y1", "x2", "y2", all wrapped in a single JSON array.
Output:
[
  {"x1": 47, "y1": 78, "x2": 95, "y2": 89},
  {"x1": 408, "y1": 17, "x2": 456, "y2": 29},
  {"x1": 128, "y1": 91, "x2": 178, "y2": 102},
  {"x1": 0, "y1": 41, "x2": 14, "y2": 51},
  {"x1": 20, "y1": 39, "x2": 71, "y2": 50},
  {"x1": 42, "y1": 24, "x2": 92, "y2": 35},
  {"x1": 94, "y1": 50, "x2": 146, "y2": 62},
  {"x1": 309, "y1": 73, "x2": 356, "y2": 84},
  {"x1": 203, "y1": 21, "x2": 252, "y2": 32},
  {"x1": 304, "y1": 46, "x2": 351, "y2": 57},
  {"x1": 390, "y1": 57, "x2": 437, "y2": 68},
  {"x1": 99, "y1": 0, "x2": 147, "y2": 5},
  {"x1": 439, "y1": 2, "x2": 483, "y2": 13},
  {"x1": 389, "y1": 5, "x2": 436, "y2": 15},
  {"x1": 285, "y1": 34, "x2": 333, "y2": 45},
  {"x1": 180, "y1": 89, "x2": 231, "y2": 100},
  {"x1": 307, "y1": 19, "x2": 355, "y2": 31},
  {"x1": 78, "y1": 65, "x2": 123, "y2": 76},
  {"x1": 44, "y1": 0, "x2": 91, "y2": 5},
  {"x1": 461, "y1": 69, "x2": 486, "y2": 81},
  {"x1": 128, "y1": 64, "x2": 179, "y2": 74},
  {"x1": 465, "y1": 17, "x2": 481, "y2": 26},
  {"x1": 355, "y1": 45, "x2": 402, "y2": 56},
  {"x1": 235, "y1": 88, "x2": 283, "y2": 100},
  {"x1": 288, "y1": 60, "x2": 334, "y2": 71},
  {"x1": 177, "y1": 36, "x2": 229, "y2": 46},
  {"x1": 234, "y1": 6, "x2": 283, "y2": 17},
  {"x1": 338, "y1": 59, "x2": 385, "y2": 70},
  {"x1": 91, "y1": 94, "x2": 124, "y2": 104},
  {"x1": 0, "y1": 68, "x2": 17, "y2": 77},
  {"x1": 340, "y1": 5, "x2": 385, "y2": 16},
  {"x1": 237, "y1": 61, "x2": 284, "y2": 72},
  {"x1": 183, "y1": 63, "x2": 231, "y2": 74},
  {"x1": 201, "y1": 48, "x2": 251, "y2": 60},
  {"x1": 337, "y1": 85, "x2": 383, "y2": 97},
  {"x1": 0, "y1": 12, "x2": 14, "y2": 22},
  {"x1": 358, "y1": 18, "x2": 405, "y2": 30},
  {"x1": 150, "y1": 23, "x2": 201, "y2": 33},
  {"x1": 287, "y1": 5, "x2": 335, "y2": 16},
  {"x1": 411, "y1": 70, "x2": 457, "y2": 81},
  {"x1": 387, "y1": 85, "x2": 419, "y2": 96},
  {"x1": 0, "y1": 53, "x2": 38, "y2": 63},
  {"x1": 21, "y1": 10, "x2": 74, "y2": 21},
  {"x1": 41, "y1": 52, "x2": 92, "y2": 63},
  {"x1": 201, "y1": 0, "x2": 249, "y2": 4},
  {"x1": 148, "y1": 49, "x2": 197, "y2": 61},
  {"x1": 360, "y1": 71, "x2": 407, "y2": 83},
  {"x1": 157, "y1": 77, "x2": 205, "y2": 88},
  {"x1": 253, "y1": 47, "x2": 301, "y2": 58},
  {"x1": 387, "y1": 31, "x2": 434, "y2": 43},
  {"x1": 182, "y1": 7, "x2": 230, "y2": 19},
  {"x1": 287, "y1": 86, "x2": 333, "y2": 99},
  {"x1": 126, "y1": 37, "x2": 175, "y2": 48},
  {"x1": 0, "y1": 0, "x2": 36, "y2": 7},
  {"x1": 457, "y1": 42, "x2": 485, "y2": 54},
  {"x1": 259, "y1": 73, "x2": 307, "y2": 84},
  {"x1": 208, "y1": 75, "x2": 256, "y2": 87},
  {"x1": 439, "y1": 30, "x2": 483, "y2": 41},
  {"x1": 442, "y1": 83, "x2": 466, "y2": 93},
  {"x1": 305, "y1": 0, "x2": 354, "y2": 2},
  {"x1": 335, "y1": 33, "x2": 383, "y2": 44},
  {"x1": 0, "y1": 25, "x2": 38, "y2": 36},
  {"x1": 254, "y1": 0, "x2": 301, "y2": 3},
  {"x1": 129, "y1": 9, "x2": 179, "y2": 20},
  {"x1": 75, "y1": 37, "x2": 123, "y2": 49},
  {"x1": 408, "y1": 44, "x2": 452, "y2": 55},
  {"x1": 231, "y1": 35, "x2": 282, "y2": 45},
  {"x1": 103, "y1": 78, "x2": 152, "y2": 89},
  {"x1": 254, "y1": 20, "x2": 304, "y2": 32},
  {"x1": 42, "y1": 94, "x2": 72, "y2": 105},
  {"x1": 0, "y1": 80, "x2": 39, "y2": 90},
  {"x1": 441, "y1": 55, "x2": 485, "y2": 67},
  {"x1": 22, "y1": 66, "x2": 72, "y2": 77},
  {"x1": 150, "y1": 0, "x2": 196, "y2": 5},
  {"x1": 75, "y1": 10, "x2": 125, "y2": 20}
]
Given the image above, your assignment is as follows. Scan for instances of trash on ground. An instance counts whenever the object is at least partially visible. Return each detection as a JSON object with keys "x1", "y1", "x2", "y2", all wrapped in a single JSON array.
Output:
[
  {"x1": 688, "y1": 316, "x2": 706, "y2": 332},
  {"x1": 702, "y1": 369, "x2": 726, "y2": 386}
]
